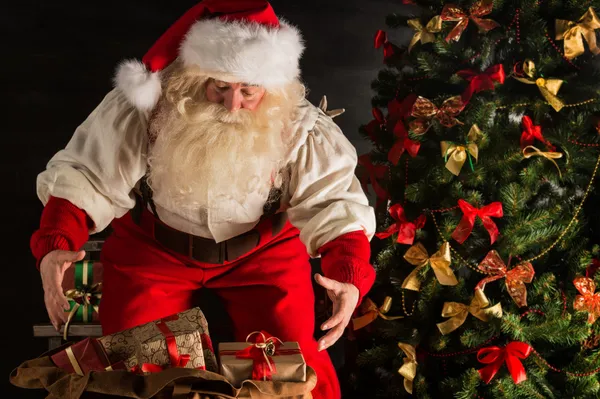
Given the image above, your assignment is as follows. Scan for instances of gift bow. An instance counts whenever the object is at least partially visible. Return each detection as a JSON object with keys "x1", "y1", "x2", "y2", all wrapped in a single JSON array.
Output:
[
  {"x1": 351, "y1": 297, "x2": 404, "y2": 330},
  {"x1": 523, "y1": 146, "x2": 563, "y2": 179},
  {"x1": 441, "y1": 124, "x2": 482, "y2": 176},
  {"x1": 440, "y1": 0, "x2": 500, "y2": 42},
  {"x1": 408, "y1": 16, "x2": 442, "y2": 52},
  {"x1": 358, "y1": 154, "x2": 389, "y2": 208},
  {"x1": 513, "y1": 60, "x2": 564, "y2": 112},
  {"x1": 375, "y1": 30, "x2": 395, "y2": 62},
  {"x1": 573, "y1": 276, "x2": 600, "y2": 324},
  {"x1": 397, "y1": 342, "x2": 417, "y2": 394},
  {"x1": 478, "y1": 342, "x2": 532, "y2": 384},
  {"x1": 520, "y1": 115, "x2": 554, "y2": 150},
  {"x1": 388, "y1": 122, "x2": 421, "y2": 165},
  {"x1": 375, "y1": 204, "x2": 426, "y2": 245},
  {"x1": 556, "y1": 7, "x2": 600, "y2": 60},
  {"x1": 409, "y1": 95, "x2": 466, "y2": 135},
  {"x1": 402, "y1": 242, "x2": 458, "y2": 291},
  {"x1": 451, "y1": 199, "x2": 503, "y2": 244},
  {"x1": 476, "y1": 251, "x2": 535, "y2": 307},
  {"x1": 63, "y1": 284, "x2": 102, "y2": 340},
  {"x1": 458, "y1": 64, "x2": 505, "y2": 103},
  {"x1": 437, "y1": 289, "x2": 503, "y2": 335},
  {"x1": 235, "y1": 331, "x2": 284, "y2": 381}
]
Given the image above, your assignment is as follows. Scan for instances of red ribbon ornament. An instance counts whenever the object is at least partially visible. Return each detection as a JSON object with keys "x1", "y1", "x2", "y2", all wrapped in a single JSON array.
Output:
[
  {"x1": 520, "y1": 116, "x2": 555, "y2": 151},
  {"x1": 365, "y1": 108, "x2": 385, "y2": 142},
  {"x1": 441, "y1": 0, "x2": 500, "y2": 42},
  {"x1": 375, "y1": 204, "x2": 426, "y2": 245},
  {"x1": 451, "y1": 199, "x2": 503, "y2": 244},
  {"x1": 457, "y1": 64, "x2": 505, "y2": 103},
  {"x1": 573, "y1": 277, "x2": 600, "y2": 324},
  {"x1": 388, "y1": 122, "x2": 421, "y2": 165},
  {"x1": 374, "y1": 30, "x2": 395, "y2": 62},
  {"x1": 477, "y1": 342, "x2": 532, "y2": 384},
  {"x1": 131, "y1": 316, "x2": 190, "y2": 374},
  {"x1": 358, "y1": 154, "x2": 389, "y2": 208},
  {"x1": 235, "y1": 331, "x2": 284, "y2": 381}
]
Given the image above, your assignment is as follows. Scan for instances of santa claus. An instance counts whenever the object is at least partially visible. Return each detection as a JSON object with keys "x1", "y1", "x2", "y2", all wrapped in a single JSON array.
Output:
[{"x1": 30, "y1": 1, "x2": 376, "y2": 398}]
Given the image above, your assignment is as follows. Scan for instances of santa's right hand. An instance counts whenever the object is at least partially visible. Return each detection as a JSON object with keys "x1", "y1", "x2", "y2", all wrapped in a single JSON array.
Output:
[{"x1": 39, "y1": 250, "x2": 86, "y2": 331}]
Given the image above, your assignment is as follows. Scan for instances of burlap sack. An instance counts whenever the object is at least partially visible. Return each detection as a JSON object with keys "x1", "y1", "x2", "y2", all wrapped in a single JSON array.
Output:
[{"x1": 10, "y1": 344, "x2": 316, "y2": 399}]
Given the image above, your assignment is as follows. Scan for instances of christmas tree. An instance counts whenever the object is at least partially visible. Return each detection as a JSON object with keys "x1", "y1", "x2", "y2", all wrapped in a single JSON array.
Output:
[{"x1": 349, "y1": 0, "x2": 600, "y2": 397}]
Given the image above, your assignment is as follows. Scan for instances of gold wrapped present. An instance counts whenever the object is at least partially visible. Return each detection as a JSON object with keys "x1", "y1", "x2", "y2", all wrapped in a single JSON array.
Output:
[{"x1": 219, "y1": 331, "x2": 306, "y2": 387}]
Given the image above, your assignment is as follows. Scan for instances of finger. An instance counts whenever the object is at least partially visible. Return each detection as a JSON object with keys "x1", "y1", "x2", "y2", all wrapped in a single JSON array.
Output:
[
  {"x1": 314, "y1": 273, "x2": 340, "y2": 292},
  {"x1": 318, "y1": 323, "x2": 346, "y2": 351},
  {"x1": 321, "y1": 303, "x2": 344, "y2": 331}
]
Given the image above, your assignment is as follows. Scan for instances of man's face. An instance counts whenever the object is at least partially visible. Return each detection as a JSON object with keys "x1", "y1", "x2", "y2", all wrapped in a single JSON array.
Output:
[{"x1": 205, "y1": 78, "x2": 266, "y2": 112}]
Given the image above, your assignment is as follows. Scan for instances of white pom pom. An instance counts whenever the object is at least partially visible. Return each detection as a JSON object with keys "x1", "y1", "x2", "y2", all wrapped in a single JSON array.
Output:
[{"x1": 114, "y1": 59, "x2": 162, "y2": 111}]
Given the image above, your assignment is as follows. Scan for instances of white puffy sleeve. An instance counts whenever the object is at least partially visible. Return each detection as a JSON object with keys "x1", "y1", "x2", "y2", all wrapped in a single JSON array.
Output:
[
  {"x1": 36, "y1": 88, "x2": 149, "y2": 234},
  {"x1": 286, "y1": 111, "x2": 376, "y2": 257}
]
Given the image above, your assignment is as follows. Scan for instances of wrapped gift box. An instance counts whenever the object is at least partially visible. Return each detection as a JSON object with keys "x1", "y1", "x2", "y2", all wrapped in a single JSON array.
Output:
[
  {"x1": 98, "y1": 307, "x2": 217, "y2": 372},
  {"x1": 62, "y1": 261, "x2": 102, "y2": 324},
  {"x1": 219, "y1": 339, "x2": 306, "y2": 387},
  {"x1": 50, "y1": 338, "x2": 126, "y2": 375}
]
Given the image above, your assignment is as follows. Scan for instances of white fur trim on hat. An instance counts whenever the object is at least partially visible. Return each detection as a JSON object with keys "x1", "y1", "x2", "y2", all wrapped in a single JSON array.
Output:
[
  {"x1": 180, "y1": 18, "x2": 304, "y2": 89},
  {"x1": 114, "y1": 60, "x2": 162, "y2": 111}
]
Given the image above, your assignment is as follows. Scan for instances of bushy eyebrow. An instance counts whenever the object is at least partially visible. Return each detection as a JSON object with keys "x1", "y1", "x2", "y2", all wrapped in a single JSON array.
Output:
[{"x1": 212, "y1": 79, "x2": 259, "y2": 88}]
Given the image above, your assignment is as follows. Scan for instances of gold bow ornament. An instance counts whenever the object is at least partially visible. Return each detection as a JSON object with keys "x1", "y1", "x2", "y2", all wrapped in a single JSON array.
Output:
[
  {"x1": 522, "y1": 145, "x2": 564, "y2": 178},
  {"x1": 513, "y1": 60, "x2": 564, "y2": 112},
  {"x1": 436, "y1": 289, "x2": 503, "y2": 335},
  {"x1": 409, "y1": 95, "x2": 466, "y2": 135},
  {"x1": 440, "y1": 0, "x2": 500, "y2": 42},
  {"x1": 573, "y1": 276, "x2": 600, "y2": 324},
  {"x1": 441, "y1": 124, "x2": 482, "y2": 176},
  {"x1": 63, "y1": 284, "x2": 102, "y2": 340},
  {"x1": 351, "y1": 296, "x2": 404, "y2": 331},
  {"x1": 476, "y1": 251, "x2": 535, "y2": 308},
  {"x1": 556, "y1": 7, "x2": 600, "y2": 60},
  {"x1": 402, "y1": 242, "x2": 458, "y2": 291},
  {"x1": 398, "y1": 342, "x2": 417, "y2": 394},
  {"x1": 408, "y1": 16, "x2": 442, "y2": 52}
]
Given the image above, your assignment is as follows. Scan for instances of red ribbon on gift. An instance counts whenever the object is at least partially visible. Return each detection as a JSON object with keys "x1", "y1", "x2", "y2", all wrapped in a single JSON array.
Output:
[
  {"x1": 477, "y1": 342, "x2": 532, "y2": 384},
  {"x1": 358, "y1": 154, "x2": 389, "y2": 208},
  {"x1": 521, "y1": 116, "x2": 555, "y2": 151},
  {"x1": 375, "y1": 204, "x2": 426, "y2": 245},
  {"x1": 388, "y1": 122, "x2": 421, "y2": 165},
  {"x1": 458, "y1": 64, "x2": 505, "y2": 103},
  {"x1": 374, "y1": 30, "x2": 395, "y2": 62},
  {"x1": 131, "y1": 315, "x2": 191, "y2": 374},
  {"x1": 235, "y1": 331, "x2": 284, "y2": 381},
  {"x1": 451, "y1": 199, "x2": 503, "y2": 244}
]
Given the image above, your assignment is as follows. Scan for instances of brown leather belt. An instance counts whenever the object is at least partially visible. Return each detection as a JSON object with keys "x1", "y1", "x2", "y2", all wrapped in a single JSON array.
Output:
[{"x1": 151, "y1": 212, "x2": 288, "y2": 264}]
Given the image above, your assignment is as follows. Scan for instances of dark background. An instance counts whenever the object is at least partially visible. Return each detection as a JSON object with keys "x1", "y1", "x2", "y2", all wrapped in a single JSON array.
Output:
[{"x1": 2, "y1": 1, "x2": 414, "y2": 397}]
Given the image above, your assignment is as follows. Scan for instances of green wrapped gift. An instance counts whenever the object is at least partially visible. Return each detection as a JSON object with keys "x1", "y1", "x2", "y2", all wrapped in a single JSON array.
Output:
[{"x1": 62, "y1": 261, "x2": 103, "y2": 339}]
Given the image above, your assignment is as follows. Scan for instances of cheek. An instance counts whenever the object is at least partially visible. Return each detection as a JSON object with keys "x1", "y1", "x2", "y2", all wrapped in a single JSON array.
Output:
[{"x1": 244, "y1": 91, "x2": 266, "y2": 111}]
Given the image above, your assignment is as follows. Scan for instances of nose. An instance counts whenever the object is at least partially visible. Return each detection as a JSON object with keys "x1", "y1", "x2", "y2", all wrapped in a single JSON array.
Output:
[{"x1": 223, "y1": 89, "x2": 243, "y2": 112}]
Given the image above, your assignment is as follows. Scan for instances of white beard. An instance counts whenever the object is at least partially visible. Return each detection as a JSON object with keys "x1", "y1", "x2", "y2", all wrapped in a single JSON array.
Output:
[{"x1": 146, "y1": 97, "x2": 288, "y2": 214}]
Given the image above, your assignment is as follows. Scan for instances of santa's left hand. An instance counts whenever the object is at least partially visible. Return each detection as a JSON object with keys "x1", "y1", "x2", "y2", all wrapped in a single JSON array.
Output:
[{"x1": 314, "y1": 273, "x2": 359, "y2": 352}]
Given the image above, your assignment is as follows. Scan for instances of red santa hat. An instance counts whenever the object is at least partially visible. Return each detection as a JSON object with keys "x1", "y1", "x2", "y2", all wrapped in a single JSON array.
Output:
[{"x1": 114, "y1": 0, "x2": 304, "y2": 110}]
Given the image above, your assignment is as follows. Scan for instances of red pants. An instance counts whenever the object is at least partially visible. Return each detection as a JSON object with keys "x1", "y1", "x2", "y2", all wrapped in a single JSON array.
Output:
[{"x1": 98, "y1": 209, "x2": 340, "y2": 399}]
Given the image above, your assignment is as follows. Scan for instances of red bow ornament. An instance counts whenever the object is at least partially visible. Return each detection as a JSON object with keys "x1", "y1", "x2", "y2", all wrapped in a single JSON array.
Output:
[
  {"x1": 365, "y1": 107, "x2": 385, "y2": 142},
  {"x1": 409, "y1": 95, "x2": 466, "y2": 135},
  {"x1": 375, "y1": 204, "x2": 426, "y2": 245},
  {"x1": 573, "y1": 277, "x2": 600, "y2": 324},
  {"x1": 374, "y1": 30, "x2": 395, "y2": 62},
  {"x1": 457, "y1": 64, "x2": 505, "y2": 103},
  {"x1": 478, "y1": 342, "x2": 533, "y2": 384},
  {"x1": 358, "y1": 155, "x2": 389, "y2": 208},
  {"x1": 475, "y1": 251, "x2": 535, "y2": 307},
  {"x1": 235, "y1": 331, "x2": 284, "y2": 381},
  {"x1": 388, "y1": 122, "x2": 421, "y2": 165},
  {"x1": 520, "y1": 115, "x2": 555, "y2": 151},
  {"x1": 441, "y1": 0, "x2": 500, "y2": 42},
  {"x1": 451, "y1": 199, "x2": 503, "y2": 244}
]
